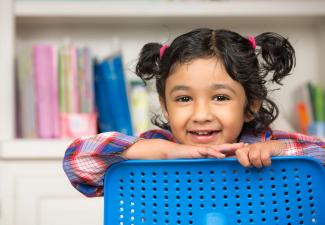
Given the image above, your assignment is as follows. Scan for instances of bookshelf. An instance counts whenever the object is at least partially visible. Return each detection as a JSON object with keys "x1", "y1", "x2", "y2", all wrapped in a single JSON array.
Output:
[
  {"x1": 0, "y1": 0, "x2": 325, "y2": 152},
  {"x1": 1, "y1": 1, "x2": 325, "y2": 224}
]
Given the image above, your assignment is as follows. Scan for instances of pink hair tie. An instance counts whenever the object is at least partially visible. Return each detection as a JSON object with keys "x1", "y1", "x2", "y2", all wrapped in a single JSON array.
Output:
[
  {"x1": 248, "y1": 36, "x2": 256, "y2": 50},
  {"x1": 159, "y1": 44, "x2": 169, "y2": 59}
]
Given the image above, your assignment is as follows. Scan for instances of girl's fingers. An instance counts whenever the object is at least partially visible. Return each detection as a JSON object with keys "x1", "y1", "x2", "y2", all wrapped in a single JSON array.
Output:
[
  {"x1": 261, "y1": 149, "x2": 272, "y2": 167},
  {"x1": 177, "y1": 146, "x2": 224, "y2": 159},
  {"x1": 215, "y1": 142, "x2": 245, "y2": 155},
  {"x1": 217, "y1": 142, "x2": 244, "y2": 151},
  {"x1": 198, "y1": 147, "x2": 225, "y2": 159},
  {"x1": 235, "y1": 147, "x2": 251, "y2": 167},
  {"x1": 248, "y1": 147, "x2": 263, "y2": 168}
]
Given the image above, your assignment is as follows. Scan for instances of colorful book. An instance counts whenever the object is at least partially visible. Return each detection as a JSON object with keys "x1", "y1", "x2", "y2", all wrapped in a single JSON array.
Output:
[
  {"x1": 307, "y1": 82, "x2": 317, "y2": 122},
  {"x1": 33, "y1": 44, "x2": 60, "y2": 138},
  {"x1": 130, "y1": 80, "x2": 149, "y2": 135},
  {"x1": 58, "y1": 44, "x2": 79, "y2": 113},
  {"x1": 296, "y1": 102, "x2": 309, "y2": 134},
  {"x1": 77, "y1": 47, "x2": 95, "y2": 113},
  {"x1": 314, "y1": 85, "x2": 325, "y2": 122},
  {"x1": 16, "y1": 47, "x2": 37, "y2": 138}
]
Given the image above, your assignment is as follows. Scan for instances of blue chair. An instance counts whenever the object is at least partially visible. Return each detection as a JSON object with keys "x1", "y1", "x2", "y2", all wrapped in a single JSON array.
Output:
[{"x1": 104, "y1": 157, "x2": 325, "y2": 225}]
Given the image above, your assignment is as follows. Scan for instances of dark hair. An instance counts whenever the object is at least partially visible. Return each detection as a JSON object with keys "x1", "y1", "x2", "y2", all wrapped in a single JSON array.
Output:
[{"x1": 136, "y1": 28, "x2": 296, "y2": 132}]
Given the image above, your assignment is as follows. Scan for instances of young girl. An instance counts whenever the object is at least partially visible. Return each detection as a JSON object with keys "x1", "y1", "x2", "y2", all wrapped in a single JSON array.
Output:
[{"x1": 63, "y1": 28, "x2": 325, "y2": 197}]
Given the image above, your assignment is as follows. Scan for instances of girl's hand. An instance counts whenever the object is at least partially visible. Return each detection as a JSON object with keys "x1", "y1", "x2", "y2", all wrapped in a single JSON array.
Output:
[
  {"x1": 235, "y1": 140, "x2": 286, "y2": 168},
  {"x1": 122, "y1": 139, "x2": 244, "y2": 160},
  {"x1": 166, "y1": 142, "x2": 245, "y2": 159}
]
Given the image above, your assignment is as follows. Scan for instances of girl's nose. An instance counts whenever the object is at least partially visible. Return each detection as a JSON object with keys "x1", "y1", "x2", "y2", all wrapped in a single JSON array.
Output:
[{"x1": 192, "y1": 102, "x2": 214, "y2": 123}]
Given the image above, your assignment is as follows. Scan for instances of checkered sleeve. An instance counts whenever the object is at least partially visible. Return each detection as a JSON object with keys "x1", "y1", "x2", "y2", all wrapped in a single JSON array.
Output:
[
  {"x1": 63, "y1": 132, "x2": 139, "y2": 197},
  {"x1": 271, "y1": 130, "x2": 325, "y2": 165},
  {"x1": 63, "y1": 129, "x2": 174, "y2": 197}
]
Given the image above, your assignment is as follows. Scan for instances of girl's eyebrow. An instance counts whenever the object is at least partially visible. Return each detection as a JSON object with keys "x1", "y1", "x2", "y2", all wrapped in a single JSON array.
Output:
[
  {"x1": 170, "y1": 85, "x2": 190, "y2": 94},
  {"x1": 211, "y1": 84, "x2": 236, "y2": 94},
  {"x1": 170, "y1": 84, "x2": 237, "y2": 95}
]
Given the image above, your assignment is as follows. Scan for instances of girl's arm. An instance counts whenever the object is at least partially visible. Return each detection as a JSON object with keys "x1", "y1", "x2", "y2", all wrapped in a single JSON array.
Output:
[
  {"x1": 63, "y1": 130, "x2": 177, "y2": 197},
  {"x1": 271, "y1": 130, "x2": 325, "y2": 165},
  {"x1": 235, "y1": 130, "x2": 325, "y2": 168},
  {"x1": 63, "y1": 131, "x2": 140, "y2": 197},
  {"x1": 63, "y1": 129, "x2": 244, "y2": 197}
]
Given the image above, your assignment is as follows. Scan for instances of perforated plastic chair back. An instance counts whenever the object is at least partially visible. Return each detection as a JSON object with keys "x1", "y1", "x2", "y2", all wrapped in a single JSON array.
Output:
[{"x1": 104, "y1": 156, "x2": 325, "y2": 225}]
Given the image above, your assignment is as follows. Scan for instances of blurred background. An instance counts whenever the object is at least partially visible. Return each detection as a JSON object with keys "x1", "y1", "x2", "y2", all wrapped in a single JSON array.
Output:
[{"x1": 0, "y1": 0, "x2": 325, "y2": 224}]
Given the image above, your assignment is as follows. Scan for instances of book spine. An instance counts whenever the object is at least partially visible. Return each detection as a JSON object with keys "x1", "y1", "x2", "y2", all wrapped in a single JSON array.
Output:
[
  {"x1": 33, "y1": 45, "x2": 55, "y2": 138},
  {"x1": 94, "y1": 61, "x2": 116, "y2": 132},
  {"x1": 110, "y1": 55, "x2": 133, "y2": 135},
  {"x1": 17, "y1": 47, "x2": 37, "y2": 138}
]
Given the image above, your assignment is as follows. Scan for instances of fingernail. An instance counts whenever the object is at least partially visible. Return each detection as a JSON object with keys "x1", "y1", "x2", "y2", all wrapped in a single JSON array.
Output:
[{"x1": 244, "y1": 143, "x2": 249, "y2": 146}]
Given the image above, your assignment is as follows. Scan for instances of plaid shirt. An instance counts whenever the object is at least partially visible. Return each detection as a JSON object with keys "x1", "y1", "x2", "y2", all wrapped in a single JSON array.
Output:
[{"x1": 63, "y1": 129, "x2": 325, "y2": 197}]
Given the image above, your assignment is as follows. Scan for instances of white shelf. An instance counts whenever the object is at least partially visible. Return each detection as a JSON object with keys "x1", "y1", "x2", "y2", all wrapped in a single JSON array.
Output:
[
  {"x1": 3, "y1": 0, "x2": 325, "y2": 144},
  {"x1": 14, "y1": 1, "x2": 325, "y2": 27},
  {"x1": 15, "y1": 1, "x2": 325, "y2": 17},
  {"x1": 0, "y1": 139, "x2": 72, "y2": 159}
]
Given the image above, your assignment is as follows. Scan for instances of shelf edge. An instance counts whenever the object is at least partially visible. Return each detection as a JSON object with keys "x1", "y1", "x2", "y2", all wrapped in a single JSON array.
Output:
[
  {"x1": 0, "y1": 139, "x2": 72, "y2": 159},
  {"x1": 15, "y1": 1, "x2": 325, "y2": 18}
]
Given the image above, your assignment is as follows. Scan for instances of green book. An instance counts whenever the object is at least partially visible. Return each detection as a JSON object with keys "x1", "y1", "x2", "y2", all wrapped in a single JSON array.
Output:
[{"x1": 313, "y1": 84, "x2": 325, "y2": 122}]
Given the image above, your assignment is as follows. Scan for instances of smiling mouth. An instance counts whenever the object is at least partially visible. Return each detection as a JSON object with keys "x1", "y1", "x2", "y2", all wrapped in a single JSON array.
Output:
[{"x1": 188, "y1": 130, "x2": 220, "y2": 136}]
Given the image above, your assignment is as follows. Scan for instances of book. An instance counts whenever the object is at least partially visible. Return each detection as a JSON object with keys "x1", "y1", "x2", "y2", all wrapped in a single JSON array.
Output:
[
  {"x1": 296, "y1": 102, "x2": 309, "y2": 134},
  {"x1": 16, "y1": 47, "x2": 37, "y2": 138},
  {"x1": 130, "y1": 80, "x2": 149, "y2": 135},
  {"x1": 95, "y1": 54, "x2": 133, "y2": 135},
  {"x1": 77, "y1": 47, "x2": 95, "y2": 113},
  {"x1": 33, "y1": 44, "x2": 60, "y2": 138},
  {"x1": 307, "y1": 82, "x2": 317, "y2": 122},
  {"x1": 94, "y1": 61, "x2": 116, "y2": 132},
  {"x1": 59, "y1": 44, "x2": 97, "y2": 138},
  {"x1": 313, "y1": 84, "x2": 325, "y2": 122},
  {"x1": 58, "y1": 44, "x2": 78, "y2": 113}
]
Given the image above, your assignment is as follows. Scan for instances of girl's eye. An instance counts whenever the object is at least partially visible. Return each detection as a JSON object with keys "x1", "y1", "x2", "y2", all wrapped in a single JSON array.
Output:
[
  {"x1": 176, "y1": 96, "x2": 192, "y2": 102},
  {"x1": 213, "y1": 95, "x2": 229, "y2": 101}
]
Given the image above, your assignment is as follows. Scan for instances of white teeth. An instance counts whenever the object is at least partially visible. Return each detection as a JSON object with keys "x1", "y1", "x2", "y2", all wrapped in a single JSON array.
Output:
[{"x1": 192, "y1": 131, "x2": 213, "y2": 135}]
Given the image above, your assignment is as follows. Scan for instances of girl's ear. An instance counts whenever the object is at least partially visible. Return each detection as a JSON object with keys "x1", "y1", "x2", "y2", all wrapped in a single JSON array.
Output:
[
  {"x1": 159, "y1": 97, "x2": 169, "y2": 121},
  {"x1": 244, "y1": 100, "x2": 262, "y2": 122}
]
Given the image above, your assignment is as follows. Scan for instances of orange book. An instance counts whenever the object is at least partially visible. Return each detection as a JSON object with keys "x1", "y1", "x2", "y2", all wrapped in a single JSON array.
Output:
[{"x1": 296, "y1": 102, "x2": 310, "y2": 134}]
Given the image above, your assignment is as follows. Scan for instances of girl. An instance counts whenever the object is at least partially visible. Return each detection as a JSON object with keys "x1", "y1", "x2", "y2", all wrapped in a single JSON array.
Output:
[{"x1": 63, "y1": 28, "x2": 325, "y2": 197}]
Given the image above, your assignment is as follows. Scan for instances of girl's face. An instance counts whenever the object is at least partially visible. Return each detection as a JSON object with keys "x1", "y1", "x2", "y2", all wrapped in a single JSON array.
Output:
[{"x1": 161, "y1": 58, "x2": 252, "y2": 146}]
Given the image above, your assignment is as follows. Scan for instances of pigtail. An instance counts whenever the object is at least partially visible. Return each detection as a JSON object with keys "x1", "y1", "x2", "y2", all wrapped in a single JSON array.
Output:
[
  {"x1": 135, "y1": 43, "x2": 162, "y2": 82},
  {"x1": 255, "y1": 32, "x2": 296, "y2": 84}
]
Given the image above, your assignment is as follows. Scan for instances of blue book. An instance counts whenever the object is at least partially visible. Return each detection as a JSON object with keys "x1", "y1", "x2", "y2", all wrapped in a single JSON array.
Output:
[
  {"x1": 95, "y1": 55, "x2": 133, "y2": 135},
  {"x1": 94, "y1": 60, "x2": 116, "y2": 132}
]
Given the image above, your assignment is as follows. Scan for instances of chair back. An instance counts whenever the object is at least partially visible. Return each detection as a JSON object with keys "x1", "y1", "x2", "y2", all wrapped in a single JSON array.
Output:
[{"x1": 104, "y1": 157, "x2": 325, "y2": 225}]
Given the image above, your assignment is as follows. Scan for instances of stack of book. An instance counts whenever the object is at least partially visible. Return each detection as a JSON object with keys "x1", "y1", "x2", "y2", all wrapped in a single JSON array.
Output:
[{"x1": 17, "y1": 43, "x2": 97, "y2": 139}]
